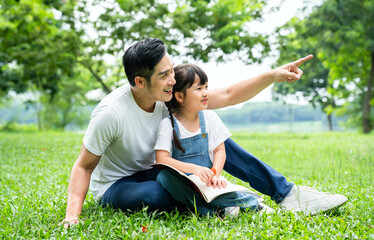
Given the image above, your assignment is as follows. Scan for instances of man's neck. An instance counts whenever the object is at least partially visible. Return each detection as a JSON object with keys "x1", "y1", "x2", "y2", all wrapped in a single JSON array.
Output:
[{"x1": 131, "y1": 86, "x2": 156, "y2": 113}]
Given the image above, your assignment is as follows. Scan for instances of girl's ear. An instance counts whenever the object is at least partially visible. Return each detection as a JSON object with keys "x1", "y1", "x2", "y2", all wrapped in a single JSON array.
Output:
[
  {"x1": 175, "y1": 92, "x2": 184, "y2": 103},
  {"x1": 134, "y1": 76, "x2": 146, "y2": 88}
]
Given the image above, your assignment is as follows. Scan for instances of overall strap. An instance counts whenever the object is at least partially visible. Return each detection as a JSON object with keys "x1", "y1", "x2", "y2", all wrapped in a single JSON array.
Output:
[{"x1": 198, "y1": 111, "x2": 207, "y2": 134}]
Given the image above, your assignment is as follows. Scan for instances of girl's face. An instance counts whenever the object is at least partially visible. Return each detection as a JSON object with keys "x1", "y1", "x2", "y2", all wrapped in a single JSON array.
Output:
[{"x1": 178, "y1": 75, "x2": 208, "y2": 113}]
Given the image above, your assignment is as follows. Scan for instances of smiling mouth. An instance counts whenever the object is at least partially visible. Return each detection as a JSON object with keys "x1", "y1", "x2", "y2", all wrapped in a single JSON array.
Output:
[{"x1": 164, "y1": 88, "x2": 173, "y2": 93}]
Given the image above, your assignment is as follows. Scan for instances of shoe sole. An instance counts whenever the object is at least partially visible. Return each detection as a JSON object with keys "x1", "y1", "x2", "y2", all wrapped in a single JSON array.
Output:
[
  {"x1": 281, "y1": 196, "x2": 348, "y2": 215},
  {"x1": 301, "y1": 197, "x2": 348, "y2": 215},
  {"x1": 310, "y1": 197, "x2": 348, "y2": 215}
]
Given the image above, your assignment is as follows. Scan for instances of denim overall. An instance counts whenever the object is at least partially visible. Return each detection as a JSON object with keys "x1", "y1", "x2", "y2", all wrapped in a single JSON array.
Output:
[
  {"x1": 156, "y1": 111, "x2": 259, "y2": 215},
  {"x1": 172, "y1": 111, "x2": 212, "y2": 171}
]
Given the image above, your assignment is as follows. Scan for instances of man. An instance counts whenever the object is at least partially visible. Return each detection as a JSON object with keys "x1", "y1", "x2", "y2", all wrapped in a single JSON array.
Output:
[{"x1": 61, "y1": 38, "x2": 347, "y2": 227}]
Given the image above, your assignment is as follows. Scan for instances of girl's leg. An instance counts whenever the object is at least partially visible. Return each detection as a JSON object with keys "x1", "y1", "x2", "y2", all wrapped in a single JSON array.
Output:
[
  {"x1": 209, "y1": 192, "x2": 259, "y2": 211},
  {"x1": 156, "y1": 169, "x2": 215, "y2": 216}
]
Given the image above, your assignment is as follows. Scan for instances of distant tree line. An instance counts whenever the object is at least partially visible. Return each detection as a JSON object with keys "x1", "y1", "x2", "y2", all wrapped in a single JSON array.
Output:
[
  {"x1": 0, "y1": 98, "x2": 341, "y2": 131},
  {"x1": 217, "y1": 102, "x2": 330, "y2": 124}
]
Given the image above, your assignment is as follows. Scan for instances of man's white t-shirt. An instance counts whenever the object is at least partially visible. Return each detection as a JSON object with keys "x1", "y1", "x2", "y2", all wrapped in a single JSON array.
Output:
[
  {"x1": 84, "y1": 84, "x2": 169, "y2": 201},
  {"x1": 154, "y1": 110, "x2": 231, "y2": 162}
]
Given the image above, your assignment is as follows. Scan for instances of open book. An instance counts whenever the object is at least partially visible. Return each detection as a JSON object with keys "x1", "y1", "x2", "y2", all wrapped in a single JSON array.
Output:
[{"x1": 152, "y1": 163, "x2": 259, "y2": 203}]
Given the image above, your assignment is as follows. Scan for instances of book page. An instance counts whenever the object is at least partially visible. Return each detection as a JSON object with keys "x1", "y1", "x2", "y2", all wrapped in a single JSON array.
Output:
[{"x1": 186, "y1": 174, "x2": 251, "y2": 203}]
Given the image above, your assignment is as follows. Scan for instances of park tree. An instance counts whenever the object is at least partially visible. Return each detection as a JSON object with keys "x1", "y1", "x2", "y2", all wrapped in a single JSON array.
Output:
[
  {"x1": 273, "y1": 17, "x2": 341, "y2": 131},
  {"x1": 0, "y1": 0, "x2": 87, "y2": 129},
  {"x1": 1, "y1": 0, "x2": 272, "y2": 129},
  {"x1": 49, "y1": 0, "x2": 272, "y2": 95},
  {"x1": 273, "y1": 0, "x2": 374, "y2": 133},
  {"x1": 0, "y1": 0, "x2": 81, "y2": 97},
  {"x1": 91, "y1": 0, "x2": 270, "y2": 64},
  {"x1": 82, "y1": 0, "x2": 271, "y2": 91}
]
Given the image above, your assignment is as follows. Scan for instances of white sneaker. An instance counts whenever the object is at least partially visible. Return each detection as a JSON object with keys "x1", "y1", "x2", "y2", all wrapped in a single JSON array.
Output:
[
  {"x1": 223, "y1": 206, "x2": 240, "y2": 218},
  {"x1": 279, "y1": 185, "x2": 348, "y2": 215},
  {"x1": 258, "y1": 203, "x2": 275, "y2": 214}
]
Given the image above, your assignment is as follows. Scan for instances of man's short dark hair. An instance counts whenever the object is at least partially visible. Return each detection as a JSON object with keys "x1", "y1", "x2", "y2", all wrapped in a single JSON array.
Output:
[{"x1": 122, "y1": 38, "x2": 166, "y2": 86}]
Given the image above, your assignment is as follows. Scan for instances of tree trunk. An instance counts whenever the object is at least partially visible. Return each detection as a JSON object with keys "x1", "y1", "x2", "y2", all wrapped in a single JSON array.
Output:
[
  {"x1": 362, "y1": 51, "x2": 374, "y2": 134},
  {"x1": 327, "y1": 114, "x2": 333, "y2": 131},
  {"x1": 79, "y1": 61, "x2": 111, "y2": 94},
  {"x1": 36, "y1": 107, "x2": 42, "y2": 131},
  {"x1": 33, "y1": 89, "x2": 43, "y2": 131},
  {"x1": 60, "y1": 104, "x2": 73, "y2": 130}
]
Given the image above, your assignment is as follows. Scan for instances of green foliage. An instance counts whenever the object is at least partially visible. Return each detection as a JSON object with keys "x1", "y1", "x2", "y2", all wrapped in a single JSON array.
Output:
[
  {"x1": 22, "y1": 66, "x2": 102, "y2": 130},
  {"x1": 0, "y1": 0, "x2": 81, "y2": 97},
  {"x1": 273, "y1": 0, "x2": 374, "y2": 133},
  {"x1": 169, "y1": 0, "x2": 270, "y2": 63},
  {"x1": 273, "y1": 15, "x2": 339, "y2": 130},
  {"x1": 0, "y1": 132, "x2": 373, "y2": 238},
  {"x1": 0, "y1": 122, "x2": 38, "y2": 132},
  {"x1": 1, "y1": 0, "x2": 273, "y2": 130},
  {"x1": 91, "y1": 0, "x2": 270, "y2": 63},
  {"x1": 273, "y1": 16, "x2": 334, "y2": 108}
]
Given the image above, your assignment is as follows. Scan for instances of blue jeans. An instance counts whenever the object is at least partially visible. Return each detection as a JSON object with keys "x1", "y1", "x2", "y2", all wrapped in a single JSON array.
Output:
[
  {"x1": 102, "y1": 168, "x2": 186, "y2": 212},
  {"x1": 224, "y1": 138, "x2": 294, "y2": 203},
  {"x1": 102, "y1": 138, "x2": 293, "y2": 212}
]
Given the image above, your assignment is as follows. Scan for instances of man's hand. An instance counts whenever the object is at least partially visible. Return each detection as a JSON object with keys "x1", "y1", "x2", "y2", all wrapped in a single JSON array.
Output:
[
  {"x1": 210, "y1": 176, "x2": 227, "y2": 189},
  {"x1": 272, "y1": 54, "x2": 313, "y2": 83},
  {"x1": 192, "y1": 166, "x2": 214, "y2": 184},
  {"x1": 59, "y1": 217, "x2": 80, "y2": 228}
]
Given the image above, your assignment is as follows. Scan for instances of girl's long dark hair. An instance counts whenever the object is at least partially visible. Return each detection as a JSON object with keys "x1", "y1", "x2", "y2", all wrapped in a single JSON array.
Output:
[{"x1": 165, "y1": 64, "x2": 208, "y2": 153}]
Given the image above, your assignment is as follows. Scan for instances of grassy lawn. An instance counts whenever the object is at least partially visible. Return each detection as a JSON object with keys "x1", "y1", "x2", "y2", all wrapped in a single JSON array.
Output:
[{"x1": 0, "y1": 131, "x2": 373, "y2": 239}]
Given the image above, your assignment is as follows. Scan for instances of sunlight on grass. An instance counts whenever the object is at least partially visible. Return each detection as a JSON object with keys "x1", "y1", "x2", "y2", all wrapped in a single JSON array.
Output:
[{"x1": 0, "y1": 132, "x2": 373, "y2": 238}]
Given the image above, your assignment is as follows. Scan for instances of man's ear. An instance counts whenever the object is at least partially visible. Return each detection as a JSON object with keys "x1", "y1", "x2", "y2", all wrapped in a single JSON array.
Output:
[
  {"x1": 175, "y1": 92, "x2": 184, "y2": 103},
  {"x1": 134, "y1": 76, "x2": 146, "y2": 88}
]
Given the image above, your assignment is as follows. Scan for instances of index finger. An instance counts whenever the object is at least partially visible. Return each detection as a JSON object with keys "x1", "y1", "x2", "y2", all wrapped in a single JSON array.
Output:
[{"x1": 293, "y1": 54, "x2": 313, "y2": 66}]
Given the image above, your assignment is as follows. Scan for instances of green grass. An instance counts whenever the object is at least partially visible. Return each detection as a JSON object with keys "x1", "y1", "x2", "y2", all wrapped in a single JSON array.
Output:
[{"x1": 0, "y1": 132, "x2": 373, "y2": 239}]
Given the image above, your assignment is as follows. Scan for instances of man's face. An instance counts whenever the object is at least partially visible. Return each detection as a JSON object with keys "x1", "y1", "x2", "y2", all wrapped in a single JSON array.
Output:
[{"x1": 145, "y1": 53, "x2": 176, "y2": 102}]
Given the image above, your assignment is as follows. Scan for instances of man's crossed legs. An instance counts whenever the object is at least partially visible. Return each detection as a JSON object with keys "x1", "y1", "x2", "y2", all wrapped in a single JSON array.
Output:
[{"x1": 102, "y1": 138, "x2": 348, "y2": 215}]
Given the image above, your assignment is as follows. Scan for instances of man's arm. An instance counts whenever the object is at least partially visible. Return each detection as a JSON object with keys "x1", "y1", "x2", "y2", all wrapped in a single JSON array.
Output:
[
  {"x1": 208, "y1": 55, "x2": 313, "y2": 109},
  {"x1": 60, "y1": 144, "x2": 100, "y2": 228}
]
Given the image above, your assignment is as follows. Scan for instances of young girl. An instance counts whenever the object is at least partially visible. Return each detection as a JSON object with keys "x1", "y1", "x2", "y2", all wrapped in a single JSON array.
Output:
[{"x1": 154, "y1": 64, "x2": 270, "y2": 217}]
